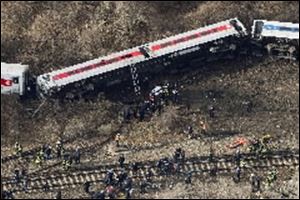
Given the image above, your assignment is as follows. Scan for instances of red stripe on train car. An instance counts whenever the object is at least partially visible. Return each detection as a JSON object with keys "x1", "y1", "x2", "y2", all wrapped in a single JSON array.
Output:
[
  {"x1": 53, "y1": 72, "x2": 70, "y2": 81},
  {"x1": 151, "y1": 45, "x2": 162, "y2": 51},
  {"x1": 151, "y1": 24, "x2": 232, "y2": 51},
  {"x1": 131, "y1": 51, "x2": 142, "y2": 56},
  {"x1": 52, "y1": 51, "x2": 143, "y2": 81},
  {"x1": 1, "y1": 78, "x2": 13, "y2": 86}
]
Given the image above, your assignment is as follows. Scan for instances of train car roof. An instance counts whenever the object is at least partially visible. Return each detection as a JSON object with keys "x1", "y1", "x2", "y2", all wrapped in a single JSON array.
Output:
[{"x1": 1, "y1": 62, "x2": 29, "y2": 76}]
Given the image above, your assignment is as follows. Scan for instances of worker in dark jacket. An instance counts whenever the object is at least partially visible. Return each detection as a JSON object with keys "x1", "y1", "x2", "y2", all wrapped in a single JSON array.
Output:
[
  {"x1": 250, "y1": 173, "x2": 260, "y2": 192},
  {"x1": 130, "y1": 162, "x2": 139, "y2": 173},
  {"x1": 83, "y1": 181, "x2": 91, "y2": 194},
  {"x1": 185, "y1": 171, "x2": 192, "y2": 184},
  {"x1": 233, "y1": 166, "x2": 241, "y2": 183},
  {"x1": 234, "y1": 148, "x2": 241, "y2": 166},
  {"x1": 56, "y1": 139, "x2": 63, "y2": 159},
  {"x1": 14, "y1": 169, "x2": 21, "y2": 184},
  {"x1": 140, "y1": 178, "x2": 148, "y2": 193},
  {"x1": 45, "y1": 145, "x2": 52, "y2": 160},
  {"x1": 92, "y1": 190, "x2": 105, "y2": 199},
  {"x1": 242, "y1": 100, "x2": 253, "y2": 113},
  {"x1": 119, "y1": 154, "x2": 125, "y2": 168},
  {"x1": 105, "y1": 169, "x2": 115, "y2": 186},
  {"x1": 74, "y1": 147, "x2": 81, "y2": 164},
  {"x1": 208, "y1": 105, "x2": 215, "y2": 118}
]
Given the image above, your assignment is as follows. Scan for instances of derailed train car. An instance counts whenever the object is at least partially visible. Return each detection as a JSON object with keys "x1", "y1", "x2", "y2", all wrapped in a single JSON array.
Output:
[
  {"x1": 36, "y1": 18, "x2": 247, "y2": 99},
  {"x1": 1, "y1": 63, "x2": 29, "y2": 96},
  {"x1": 251, "y1": 20, "x2": 299, "y2": 59}
]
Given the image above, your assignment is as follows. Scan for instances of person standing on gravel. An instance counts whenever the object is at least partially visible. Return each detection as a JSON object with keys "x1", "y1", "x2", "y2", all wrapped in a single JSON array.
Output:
[
  {"x1": 62, "y1": 158, "x2": 71, "y2": 171},
  {"x1": 233, "y1": 166, "x2": 241, "y2": 183},
  {"x1": 140, "y1": 178, "x2": 148, "y2": 193},
  {"x1": 56, "y1": 139, "x2": 63, "y2": 159},
  {"x1": 117, "y1": 169, "x2": 127, "y2": 186},
  {"x1": 209, "y1": 145, "x2": 214, "y2": 162},
  {"x1": 208, "y1": 105, "x2": 215, "y2": 118},
  {"x1": 14, "y1": 142, "x2": 23, "y2": 157},
  {"x1": 130, "y1": 162, "x2": 139, "y2": 174},
  {"x1": 2, "y1": 190, "x2": 14, "y2": 199},
  {"x1": 44, "y1": 144, "x2": 52, "y2": 160},
  {"x1": 105, "y1": 169, "x2": 115, "y2": 186},
  {"x1": 83, "y1": 181, "x2": 91, "y2": 194},
  {"x1": 34, "y1": 153, "x2": 42, "y2": 167},
  {"x1": 37, "y1": 148, "x2": 45, "y2": 162},
  {"x1": 185, "y1": 171, "x2": 192, "y2": 184},
  {"x1": 106, "y1": 185, "x2": 116, "y2": 199},
  {"x1": 242, "y1": 100, "x2": 253, "y2": 113},
  {"x1": 266, "y1": 167, "x2": 278, "y2": 186},
  {"x1": 184, "y1": 125, "x2": 194, "y2": 138},
  {"x1": 172, "y1": 89, "x2": 179, "y2": 103},
  {"x1": 74, "y1": 147, "x2": 81, "y2": 164},
  {"x1": 22, "y1": 175, "x2": 29, "y2": 193},
  {"x1": 234, "y1": 148, "x2": 241, "y2": 166},
  {"x1": 173, "y1": 148, "x2": 181, "y2": 163},
  {"x1": 92, "y1": 190, "x2": 106, "y2": 199},
  {"x1": 199, "y1": 121, "x2": 207, "y2": 135},
  {"x1": 119, "y1": 154, "x2": 125, "y2": 168},
  {"x1": 125, "y1": 188, "x2": 132, "y2": 199},
  {"x1": 250, "y1": 173, "x2": 260, "y2": 192},
  {"x1": 145, "y1": 167, "x2": 153, "y2": 182},
  {"x1": 13, "y1": 169, "x2": 21, "y2": 184},
  {"x1": 115, "y1": 133, "x2": 121, "y2": 148}
]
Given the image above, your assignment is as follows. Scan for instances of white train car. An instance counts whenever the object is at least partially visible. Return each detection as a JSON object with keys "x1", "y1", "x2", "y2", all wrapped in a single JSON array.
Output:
[
  {"x1": 1, "y1": 62, "x2": 29, "y2": 96},
  {"x1": 36, "y1": 18, "x2": 247, "y2": 99},
  {"x1": 252, "y1": 20, "x2": 299, "y2": 59}
]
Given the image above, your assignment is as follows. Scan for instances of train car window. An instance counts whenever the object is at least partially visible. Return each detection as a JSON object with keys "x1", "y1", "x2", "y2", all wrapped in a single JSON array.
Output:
[
  {"x1": 279, "y1": 27, "x2": 292, "y2": 31},
  {"x1": 263, "y1": 25, "x2": 277, "y2": 30},
  {"x1": 278, "y1": 26, "x2": 298, "y2": 32},
  {"x1": 13, "y1": 77, "x2": 19, "y2": 84}
]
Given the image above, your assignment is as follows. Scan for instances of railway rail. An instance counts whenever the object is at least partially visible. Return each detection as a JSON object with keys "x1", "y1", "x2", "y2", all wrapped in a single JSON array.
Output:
[
  {"x1": 1, "y1": 122, "x2": 127, "y2": 174},
  {"x1": 2, "y1": 149, "x2": 298, "y2": 194}
]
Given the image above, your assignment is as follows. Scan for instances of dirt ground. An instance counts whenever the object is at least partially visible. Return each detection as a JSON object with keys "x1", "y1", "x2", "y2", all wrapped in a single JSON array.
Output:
[{"x1": 1, "y1": 1, "x2": 299, "y2": 199}]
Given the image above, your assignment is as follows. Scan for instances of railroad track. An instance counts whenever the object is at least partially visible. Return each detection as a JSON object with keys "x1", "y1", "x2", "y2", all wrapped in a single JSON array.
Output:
[
  {"x1": 2, "y1": 150, "x2": 298, "y2": 194},
  {"x1": 1, "y1": 122, "x2": 127, "y2": 176}
]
